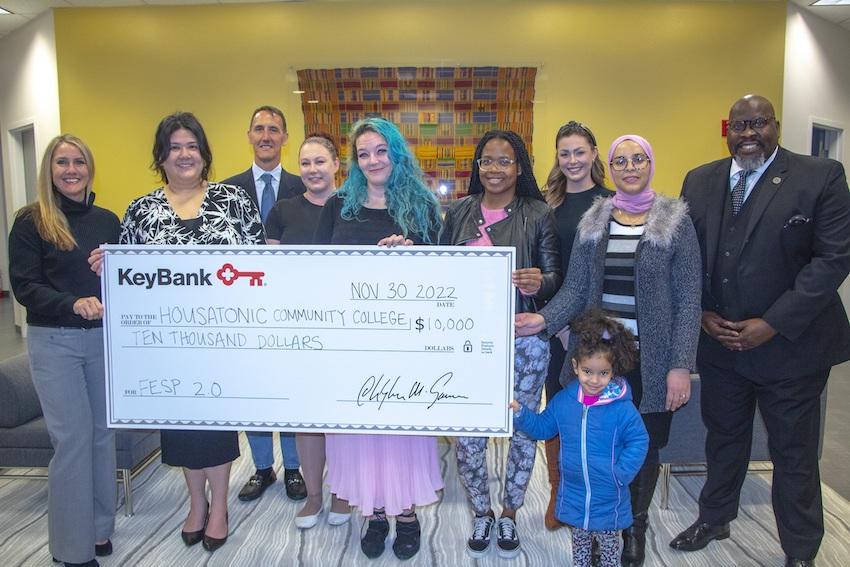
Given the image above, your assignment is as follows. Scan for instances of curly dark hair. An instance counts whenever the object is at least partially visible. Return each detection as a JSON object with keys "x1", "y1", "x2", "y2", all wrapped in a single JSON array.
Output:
[
  {"x1": 468, "y1": 130, "x2": 543, "y2": 201},
  {"x1": 570, "y1": 307, "x2": 639, "y2": 377}
]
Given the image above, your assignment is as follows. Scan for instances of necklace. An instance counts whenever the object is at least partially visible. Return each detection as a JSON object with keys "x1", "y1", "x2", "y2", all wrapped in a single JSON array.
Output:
[{"x1": 613, "y1": 208, "x2": 647, "y2": 227}]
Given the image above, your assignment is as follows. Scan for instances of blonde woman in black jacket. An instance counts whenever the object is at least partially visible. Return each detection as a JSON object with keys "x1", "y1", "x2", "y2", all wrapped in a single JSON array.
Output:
[{"x1": 441, "y1": 130, "x2": 561, "y2": 559}]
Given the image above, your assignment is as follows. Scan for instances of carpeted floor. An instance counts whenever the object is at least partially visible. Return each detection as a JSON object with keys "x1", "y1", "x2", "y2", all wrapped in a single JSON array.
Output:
[{"x1": 1, "y1": 435, "x2": 848, "y2": 566}]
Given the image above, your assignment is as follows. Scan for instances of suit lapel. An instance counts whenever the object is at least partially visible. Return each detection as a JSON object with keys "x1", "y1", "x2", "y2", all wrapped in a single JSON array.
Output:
[
  {"x1": 244, "y1": 169, "x2": 259, "y2": 208},
  {"x1": 704, "y1": 159, "x2": 731, "y2": 273},
  {"x1": 742, "y1": 148, "x2": 787, "y2": 245}
]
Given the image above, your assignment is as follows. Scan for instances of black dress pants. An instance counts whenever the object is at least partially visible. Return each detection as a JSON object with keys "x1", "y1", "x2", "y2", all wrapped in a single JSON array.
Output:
[{"x1": 697, "y1": 359, "x2": 828, "y2": 561}]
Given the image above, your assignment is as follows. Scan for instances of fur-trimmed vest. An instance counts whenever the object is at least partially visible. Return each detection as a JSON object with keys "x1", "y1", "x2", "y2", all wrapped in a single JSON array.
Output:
[{"x1": 539, "y1": 195, "x2": 702, "y2": 413}]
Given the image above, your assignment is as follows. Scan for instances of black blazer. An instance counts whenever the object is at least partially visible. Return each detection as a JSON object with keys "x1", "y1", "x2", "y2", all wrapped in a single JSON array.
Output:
[
  {"x1": 220, "y1": 167, "x2": 306, "y2": 213},
  {"x1": 681, "y1": 147, "x2": 850, "y2": 381}
]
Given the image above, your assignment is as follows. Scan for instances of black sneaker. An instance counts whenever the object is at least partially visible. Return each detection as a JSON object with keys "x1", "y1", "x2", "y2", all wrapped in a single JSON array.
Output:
[
  {"x1": 361, "y1": 516, "x2": 390, "y2": 559},
  {"x1": 237, "y1": 469, "x2": 276, "y2": 501},
  {"x1": 283, "y1": 468, "x2": 307, "y2": 501},
  {"x1": 392, "y1": 516, "x2": 421, "y2": 560},
  {"x1": 496, "y1": 516, "x2": 520, "y2": 559},
  {"x1": 467, "y1": 514, "x2": 495, "y2": 558}
]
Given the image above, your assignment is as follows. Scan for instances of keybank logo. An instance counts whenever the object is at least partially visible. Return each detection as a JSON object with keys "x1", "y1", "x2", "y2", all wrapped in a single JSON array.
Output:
[
  {"x1": 117, "y1": 268, "x2": 213, "y2": 289},
  {"x1": 216, "y1": 263, "x2": 265, "y2": 286},
  {"x1": 117, "y1": 263, "x2": 266, "y2": 289}
]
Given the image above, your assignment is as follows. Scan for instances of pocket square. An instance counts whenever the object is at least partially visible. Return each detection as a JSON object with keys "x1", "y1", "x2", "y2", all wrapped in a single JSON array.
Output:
[{"x1": 784, "y1": 214, "x2": 811, "y2": 228}]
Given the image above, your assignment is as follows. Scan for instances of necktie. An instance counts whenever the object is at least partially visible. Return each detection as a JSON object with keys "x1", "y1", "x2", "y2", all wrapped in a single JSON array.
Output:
[
  {"x1": 731, "y1": 170, "x2": 751, "y2": 216},
  {"x1": 260, "y1": 173, "x2": 274, "y2": 223}
]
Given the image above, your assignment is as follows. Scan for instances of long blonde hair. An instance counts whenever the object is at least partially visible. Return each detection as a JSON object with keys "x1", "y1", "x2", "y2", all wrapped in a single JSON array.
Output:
[{"x1": 20, "y1": 134, "x2": 94, "y2": 251}]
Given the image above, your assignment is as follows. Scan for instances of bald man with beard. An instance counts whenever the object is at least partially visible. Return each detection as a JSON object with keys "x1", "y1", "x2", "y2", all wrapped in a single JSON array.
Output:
[{"x1": 670, "y1": 94, "x2": 850, "y2": 567}]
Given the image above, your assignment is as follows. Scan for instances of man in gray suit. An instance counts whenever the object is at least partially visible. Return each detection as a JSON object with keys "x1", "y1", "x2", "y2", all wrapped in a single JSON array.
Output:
[{"x1": 221, "y1": 106, "x2": 306, "y2": 503}]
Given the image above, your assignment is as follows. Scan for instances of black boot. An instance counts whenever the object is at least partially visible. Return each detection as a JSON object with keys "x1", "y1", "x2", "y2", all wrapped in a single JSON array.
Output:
[{"x1": 621, "y1": 463, "x2": 659, "y2": 567}]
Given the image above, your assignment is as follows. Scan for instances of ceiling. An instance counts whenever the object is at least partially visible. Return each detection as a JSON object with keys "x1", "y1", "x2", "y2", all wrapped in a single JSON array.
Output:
[{"x1": 1, "y1": 0, "x2": 849, "y2": 39}]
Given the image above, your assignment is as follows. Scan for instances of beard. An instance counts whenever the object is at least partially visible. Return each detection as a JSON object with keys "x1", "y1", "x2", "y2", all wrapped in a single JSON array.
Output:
[{"x1": 733, "y1": 153, "x2": 765, "y2": 171}]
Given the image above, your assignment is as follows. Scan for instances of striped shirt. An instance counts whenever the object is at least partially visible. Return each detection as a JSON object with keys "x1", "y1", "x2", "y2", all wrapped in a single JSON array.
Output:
[{"x1": 601, "y1": 219, "x2": 644, "y2": 342}]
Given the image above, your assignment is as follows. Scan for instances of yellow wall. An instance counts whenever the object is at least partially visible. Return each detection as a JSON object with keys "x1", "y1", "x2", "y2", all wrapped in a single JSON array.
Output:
[{"x1": 53, "y1": 1, "x2": 786, "y2": 215}]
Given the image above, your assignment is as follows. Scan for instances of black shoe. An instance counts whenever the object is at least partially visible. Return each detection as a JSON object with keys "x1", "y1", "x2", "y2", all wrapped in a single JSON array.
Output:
[
  {"x1": 785, "y1": 558, "x2": 815, "y2": 567},
  {"x1": 202, "y1": 533, "x2": 227, "y2": 552},
  {"x1": 361, "y1": 516, "x2": 390, "y2": 558},
  {"x1": 496, "y1": 516, "x2": 520, "y2": 559},
  {"x1": 202, "y1": 512, "x2": 229, "y2": 552},
  {"x1": 621, "y1": 514, "x2": 648, "y2": 567},
  {"x1": 53, "y1": 561, "x2": 98, "y2": 567},
  {"x1": 181, "y1": 502, "x2": 209, "y2": 546},
  {"x1": 669, "y1": 520, "x2": 730, "y2": 551},
  {"x1": 467, "y1": 514, "x2": 495, "y2": 558},
  {"x1": 283, "y1": 468, "x2": 307, "y2": 501},
  {"x1": 94, "y1": 540, "x2": 112, "y2": 557},
  {"x1": 392, "y1": 516, "x2": 421, "y2": 560},
  {"x1": 238, "y1": 469, "x2": 276, "y2": 501}
]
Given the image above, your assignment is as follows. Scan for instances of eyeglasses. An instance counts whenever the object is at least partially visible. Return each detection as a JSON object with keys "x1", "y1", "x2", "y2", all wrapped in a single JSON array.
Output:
[
  {"x1": 477, "y1": 157, "x2": 517, "y2": 170},
  {"x1": 727, "y1": 116, "x2": 775, "y2": 133},
  {"x1": 610, "y1": 154, "x2": 650, "y2": 171}
]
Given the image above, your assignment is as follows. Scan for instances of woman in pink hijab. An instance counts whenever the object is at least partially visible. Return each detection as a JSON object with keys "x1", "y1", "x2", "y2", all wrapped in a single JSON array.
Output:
[{"x1": 516, "y1": 135, "x2": 702, "y2": 567}]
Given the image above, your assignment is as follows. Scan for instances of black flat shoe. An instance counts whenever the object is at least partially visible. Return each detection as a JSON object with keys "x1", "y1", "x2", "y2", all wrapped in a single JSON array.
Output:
[
  {"x1": 94, "y1": 540, "x2": 112, "y2": 557},
  {"x1": 181, "y1": 503, "x2": 209, "y2": 547},
  {"x1": 202, "y1": 512, "x2": 229, "y2": 552},
  {"x1": 361, "y1": 516, "x2": 390, "y2": 558},
  {"x1": 392, "y1": 516, "x2": 421, "y2": 560},
  {"x1": 669, "y1": 520, "x2": 730, "y2": 552},
  {"x1": 181, "y1": 526, "x2": 204, "y2": 547},
  {"x1": 53, "y1": 560, "x2": 98, "y2": 567}
]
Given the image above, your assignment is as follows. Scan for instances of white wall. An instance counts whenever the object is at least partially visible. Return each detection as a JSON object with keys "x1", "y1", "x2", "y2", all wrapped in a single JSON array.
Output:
[
  {"x1": 783, "y1": 3, "x2": 850, "y2": 164},
  {"x1": 783, "y1": 3, "x2": 850, "y2": 314},
  {"x1": 0, "y1": 10, "x2": 61, "y2": 321}
]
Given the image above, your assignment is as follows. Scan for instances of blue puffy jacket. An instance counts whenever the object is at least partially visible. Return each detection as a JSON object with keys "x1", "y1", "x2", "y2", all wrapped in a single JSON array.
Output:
[{"x1": 514, "y1": 377, "x2": 648, "y2": 531}]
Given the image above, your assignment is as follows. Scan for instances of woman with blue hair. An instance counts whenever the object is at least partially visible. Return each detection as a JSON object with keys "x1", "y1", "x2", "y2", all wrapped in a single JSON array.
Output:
[{"x1": 314, "y1": 117, "x2": 443, "y2": 561}]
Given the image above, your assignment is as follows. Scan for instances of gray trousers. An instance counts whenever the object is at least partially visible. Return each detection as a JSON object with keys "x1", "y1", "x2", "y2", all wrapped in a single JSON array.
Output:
[
  {"x1": 28, "y1": 326, "x2": 116, "y2": 564},
  {"x1": 456, "y1": 335, "x2": 549, "y2": 514}
]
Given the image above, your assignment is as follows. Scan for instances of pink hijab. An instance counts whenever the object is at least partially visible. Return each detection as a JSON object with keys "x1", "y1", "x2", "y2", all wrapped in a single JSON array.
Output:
[{"x1": 608, "y1": 134, "x2": 656, "y2": 214}]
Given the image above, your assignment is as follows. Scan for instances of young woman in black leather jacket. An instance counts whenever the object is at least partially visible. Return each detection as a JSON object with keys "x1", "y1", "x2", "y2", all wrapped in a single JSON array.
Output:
[{"x1": 441, "y1": 130, "x2": 561, "y2": 558}]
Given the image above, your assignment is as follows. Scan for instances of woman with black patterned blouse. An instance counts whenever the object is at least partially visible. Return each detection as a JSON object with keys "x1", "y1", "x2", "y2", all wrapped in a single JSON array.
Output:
[{"x1": 94, "y1": 112, "x2": 264, "y2": 553}]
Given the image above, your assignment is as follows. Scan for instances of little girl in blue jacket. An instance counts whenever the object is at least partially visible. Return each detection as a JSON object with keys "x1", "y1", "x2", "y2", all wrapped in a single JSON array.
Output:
[{"x1": 512, "y1": 308, "x2": 648, "y2": 567}]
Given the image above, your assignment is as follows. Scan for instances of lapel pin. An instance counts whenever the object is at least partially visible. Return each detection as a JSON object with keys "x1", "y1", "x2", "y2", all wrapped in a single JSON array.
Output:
[{"x1": 772, "y1": 176, "x2": 782, "y2": 185}]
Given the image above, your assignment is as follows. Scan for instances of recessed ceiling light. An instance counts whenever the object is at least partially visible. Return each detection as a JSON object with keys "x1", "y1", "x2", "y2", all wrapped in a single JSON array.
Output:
[
  {"x1": 811, "y1": 1, "x2": 850, "y2": 6},
  {"x1": 307, "y1": 100, "x2": 319, "y2": 104},
  {"x1": 292, "y1": 90, "x2": 305, "y2": 94}
]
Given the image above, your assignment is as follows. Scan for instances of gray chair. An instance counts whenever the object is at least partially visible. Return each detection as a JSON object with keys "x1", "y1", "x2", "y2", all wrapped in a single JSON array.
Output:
[
  {"x1": 0, "y1": 353, "x2": 160, "y2": 516},
  {"x1": 657, "y1": 374, "x2": 827, "y2": 509}
]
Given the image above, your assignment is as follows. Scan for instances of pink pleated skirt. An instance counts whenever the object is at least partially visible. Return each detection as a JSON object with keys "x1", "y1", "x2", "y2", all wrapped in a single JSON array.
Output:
[{"x1": 325, "y1": 433, "x2": 444, "y2": 516}]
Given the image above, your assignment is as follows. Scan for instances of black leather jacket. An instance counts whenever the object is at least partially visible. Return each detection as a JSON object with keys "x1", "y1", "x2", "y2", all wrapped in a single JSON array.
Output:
[{"x1": 440, "y1": 194, "x2": 562, "y2": 313}]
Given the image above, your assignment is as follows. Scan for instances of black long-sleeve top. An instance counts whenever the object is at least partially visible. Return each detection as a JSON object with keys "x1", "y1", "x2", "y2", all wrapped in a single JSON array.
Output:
[{"x1": 8, "y1": 192, "x2": 120, "y2": 328}]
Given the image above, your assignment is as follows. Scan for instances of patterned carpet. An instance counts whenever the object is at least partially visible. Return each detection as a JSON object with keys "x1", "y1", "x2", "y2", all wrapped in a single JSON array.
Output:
[{"x1": 1, "y1": 435, "x2": 848, "y2": 566}]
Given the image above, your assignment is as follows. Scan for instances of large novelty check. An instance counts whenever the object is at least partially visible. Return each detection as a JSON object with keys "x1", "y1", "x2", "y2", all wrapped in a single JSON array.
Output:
[{"x1": 102, "y1": 245, "x2": 516, "y2": 436}]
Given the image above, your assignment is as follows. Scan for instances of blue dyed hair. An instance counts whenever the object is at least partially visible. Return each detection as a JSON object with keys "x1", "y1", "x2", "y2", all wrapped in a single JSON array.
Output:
[
  {"x1": 468, "y1": 130, "x2": 544, "y2": 201},
  {"x1": 339, "y1": 117, "x2": 442, "y2": 243}
]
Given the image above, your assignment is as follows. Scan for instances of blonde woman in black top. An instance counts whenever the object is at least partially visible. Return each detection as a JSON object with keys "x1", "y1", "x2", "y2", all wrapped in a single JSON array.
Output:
[{"x1": 9, "y1": 135, "x2": 120, "y2": 567}]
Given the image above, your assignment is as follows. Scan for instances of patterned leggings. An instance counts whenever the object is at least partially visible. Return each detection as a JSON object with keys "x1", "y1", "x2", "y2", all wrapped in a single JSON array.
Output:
[
  {"x1": 456, "y1": 336, "x2": 549, "y2": 514},
  {"x1": 572, "y1": 528, "x2": 620, "y2": 567}
]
